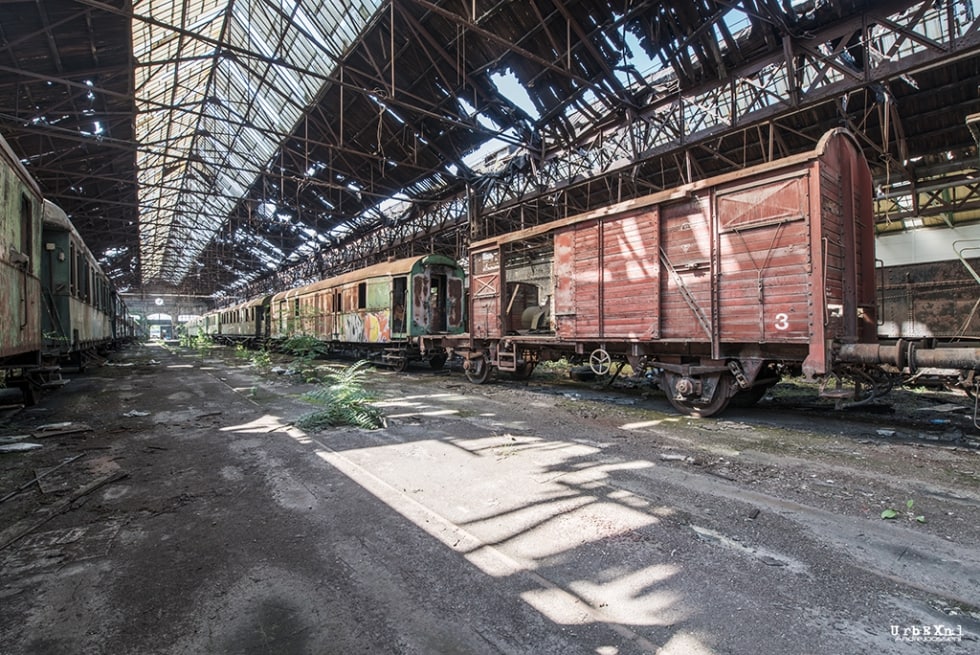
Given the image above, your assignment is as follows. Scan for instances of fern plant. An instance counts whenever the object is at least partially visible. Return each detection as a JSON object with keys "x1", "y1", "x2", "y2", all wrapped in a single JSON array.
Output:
[{"x1": 297, "y1": 360, "x2": 385, "y2": 430}]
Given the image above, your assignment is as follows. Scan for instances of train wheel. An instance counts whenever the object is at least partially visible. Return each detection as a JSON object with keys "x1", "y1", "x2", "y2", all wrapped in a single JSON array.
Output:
[
  {"x1": 392, "y1": 357, "x2": 409, "y2": 373},
  {"x1": 662, "y1": 372, "x2": 733, "y2": 417},
  {"x1": 589, "y1": 348, "x2": 611, "y2": 376},
  {"x1": 464, "y1": 356, "x2": 491, "y2": 384}
]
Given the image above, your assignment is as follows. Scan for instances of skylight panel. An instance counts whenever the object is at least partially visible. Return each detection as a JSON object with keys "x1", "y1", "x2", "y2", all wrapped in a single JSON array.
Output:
[{"x1": 133, "y1": 0, "x2": 385, "y2": 284}]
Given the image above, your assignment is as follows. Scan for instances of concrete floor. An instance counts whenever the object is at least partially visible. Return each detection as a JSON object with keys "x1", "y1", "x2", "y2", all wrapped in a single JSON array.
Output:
[{"x1": 1, "y1": 342, "x2": 978, "y2": 654}]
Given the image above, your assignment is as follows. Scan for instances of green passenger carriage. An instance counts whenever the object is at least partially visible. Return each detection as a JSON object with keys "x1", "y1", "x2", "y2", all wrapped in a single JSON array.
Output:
[
  {"x1": 41, "y1": 200, "x2": 116, "y2": 369},
  {"x1": 268, "y1": 254, "x2": 466, "y2": 370}
]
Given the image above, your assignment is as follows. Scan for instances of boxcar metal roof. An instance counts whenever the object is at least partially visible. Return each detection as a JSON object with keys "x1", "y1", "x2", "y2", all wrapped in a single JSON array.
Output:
[
  {"x1": 1, "y1": 1, "x2": 979, "y2": 302},
  {"x1": 271, "y1": 252, "x2": 460, "y2": 302}
]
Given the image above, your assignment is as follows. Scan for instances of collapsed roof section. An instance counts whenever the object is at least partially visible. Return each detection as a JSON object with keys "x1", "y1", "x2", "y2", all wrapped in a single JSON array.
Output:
[
  {"x1": 2, "y1": 1, "x2": 979, "y2": 298},
  {"x1": 180, "y1": 0, "x2": 806, "y2": 296},
  {"x1": 192, "y1": 0, "x2": 980, "y2": 299}
]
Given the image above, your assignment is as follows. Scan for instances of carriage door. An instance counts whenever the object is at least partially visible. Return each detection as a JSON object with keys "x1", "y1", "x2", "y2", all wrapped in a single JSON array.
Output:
[
  {"x1": 470, "y1": 249, "x2": 501, "y2": 338},
  {"x1": 447, "y1": 274, "x2": 464, "y2": 330},
  {"x1": 392, "y1": 276, "x2": 407, "y2": 334},
  {"x1": 429, "y1": 274, "x2": 447, "y2": 332},
  {"x1": 18, "y1": 193, "x2": 34, "y2": 330}
]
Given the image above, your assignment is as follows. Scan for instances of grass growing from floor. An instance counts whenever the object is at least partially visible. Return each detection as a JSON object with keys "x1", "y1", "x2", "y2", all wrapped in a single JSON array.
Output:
[
  {"x1": 281, "y1": 334, "x2": 328, "y2": 381},
  {"x1": 296, "y1": 360, "x2": 385, "y2": 431}
]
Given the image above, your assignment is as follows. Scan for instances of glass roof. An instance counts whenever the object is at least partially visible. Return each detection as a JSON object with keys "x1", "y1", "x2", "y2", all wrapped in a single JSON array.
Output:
[{"x1": 133, "y1": 0, "x2": 383, "y2": 284}]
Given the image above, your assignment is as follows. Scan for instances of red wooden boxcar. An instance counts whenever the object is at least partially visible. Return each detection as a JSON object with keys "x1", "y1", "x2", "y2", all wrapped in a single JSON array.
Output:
[{"x1": 450, "y1": 129, "x2": 980, "y2": 416}]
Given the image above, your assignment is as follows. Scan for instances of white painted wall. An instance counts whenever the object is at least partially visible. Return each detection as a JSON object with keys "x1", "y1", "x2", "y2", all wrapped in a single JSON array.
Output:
[{"x1": 876, "y1": 223, "x2": 980, "y2": 267}]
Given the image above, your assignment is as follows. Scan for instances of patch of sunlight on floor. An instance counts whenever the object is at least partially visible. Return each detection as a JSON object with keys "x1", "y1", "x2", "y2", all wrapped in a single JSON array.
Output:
[
  {"x1": 387, "y1": 409, "x2": 460, "y2": 418},
  {"x1": 312, "y1": 436, "x2": 690, "y2": 637},
  {"x1": 522, "y1": 564, "x2": 681, "y2": 626},
  {"x1": 568, "y1": 564, "x2": 681, "y2": 623},
  {"x1": 166, "y1": 364, "x2": 194, "y2": 369},
  {"x1": 372, "y1": 391, "x2": 470, "y2": 418},
  {"x1": 658, "y1": 632, "x2": 716, "y2": 655},
  {"x1": 220, "y1": 414, "x2": 311, "y2": 444},
  {"x1": 382, "y1": 392, "x2": 469, "y2": 403},
  {"x1": 619, "y1": 417, "x2": 682, "y2": 430}
]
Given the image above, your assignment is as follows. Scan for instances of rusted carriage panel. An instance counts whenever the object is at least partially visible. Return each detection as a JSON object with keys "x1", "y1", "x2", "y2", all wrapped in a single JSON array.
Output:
[
  {"x1": 0, "y1": 138, "x2": 43, "y2": 363},
  {"x1": 716, "y1": 174, "x2": 811, "y2": 343},
  {"x1": 412, "y1": 274, "x2": 429, "y2": 332},
  {"x1": 659, "y1": 195, "x2": 713, "y2": 341},
  {"x1": 448, "y1": 276, "x2": 464, "y2": 329},
  {"x1": 879, "y1": 258, "x2": 980, "y2": 338}
]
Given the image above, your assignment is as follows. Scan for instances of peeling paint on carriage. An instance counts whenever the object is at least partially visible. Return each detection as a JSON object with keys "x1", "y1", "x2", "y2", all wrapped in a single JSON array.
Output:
[
  {"x1": 0, "y1": 133, "x2": 43, "y2": 368},
  {"x1": 209, "y1": 254, "x2": 465, "y2": 369},
  {"x1": 341, "y1": 311, "x2": 391, "y2": 344}
]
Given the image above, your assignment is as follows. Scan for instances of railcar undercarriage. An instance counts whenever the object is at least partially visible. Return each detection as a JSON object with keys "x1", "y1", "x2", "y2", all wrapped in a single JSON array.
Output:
[{"x1": 451, "y1": 337, "x2": 980, "y2": 423}]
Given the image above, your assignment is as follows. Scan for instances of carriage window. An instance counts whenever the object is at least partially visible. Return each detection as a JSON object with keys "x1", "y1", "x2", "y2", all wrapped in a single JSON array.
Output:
[
  {"x1": 81, "y1": 260, "x2": 89, "y2": 301},
  {"x1": 20, "y1": 193, "x2": 32, "y2": 266},
  {"x1": 334, "y1": 291, "x2": 342, "y2": 312},
  {"x1": 357, "y1": 283, "x2": 367, "y2": 309},
  {"x1": 69, "y1": 243, "x2": 76, "y2": 295},
  {"x1": 293, "y1": 298, "x2": 300, "y2": 316}
]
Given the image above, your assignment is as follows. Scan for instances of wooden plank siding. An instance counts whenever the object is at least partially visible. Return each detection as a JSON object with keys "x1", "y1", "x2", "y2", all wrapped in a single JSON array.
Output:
[
  {"x1": 600, "y1": 213, "x2": 660, "y2": 339},
  {"x1": 569, "y1": 222, "x2": 600, "y2": 337},
  {"x1": 716, "y1": 173, "x2": 812, "y2": 344},
  {"x1": 470, "y1": 249, "x2": 502, "y2": 339},
  {"x1": 659, "y1": 197, "x2": 714, "y2": 342},
  {"x1": 553, "y1": 231, "x2": 577, "y2": 338}
]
